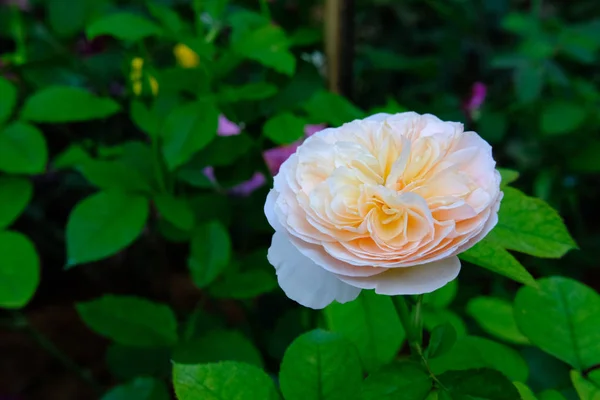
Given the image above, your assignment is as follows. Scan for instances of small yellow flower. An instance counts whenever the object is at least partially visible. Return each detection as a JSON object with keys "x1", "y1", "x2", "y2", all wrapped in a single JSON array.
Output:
[
  {"x1": 130, "y1": 57, "x2": 159, "y2": 97},
  {"x1": 174, "y1": 43, "x2": 200, "y2": 69},
  {"x1": 149, "y1": 76, "x2": 159, "y2": 96}
]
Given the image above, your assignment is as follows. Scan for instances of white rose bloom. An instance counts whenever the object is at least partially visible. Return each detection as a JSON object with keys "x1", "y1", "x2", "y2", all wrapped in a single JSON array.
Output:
[{"x1": 264, "y1": 112, "x2": 502, "y2": 309}]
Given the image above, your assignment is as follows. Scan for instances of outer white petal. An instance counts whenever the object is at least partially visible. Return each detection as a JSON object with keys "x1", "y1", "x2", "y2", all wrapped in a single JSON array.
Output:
[
  {"x1": 267, "y1": 231, "x2": 361, "y2": 309},
  {"x1": 264, "y1": 189, "x2": 284, "y2": 232},
  {"x1": 336, "y1": 256, "x2": 461, "y2": 295}
]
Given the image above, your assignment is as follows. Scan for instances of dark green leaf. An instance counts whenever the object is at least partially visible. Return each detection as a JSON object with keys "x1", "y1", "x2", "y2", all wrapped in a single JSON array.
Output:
[
  {"x1": 210, "y1": 269, "x2": 277, "y2": 299},
  {"x1": 0, "y1": 121, "x2": 47, "y2": 174},
  {"x1": 263, "y1": 112, "x2": 306, "y2": 145},
  {"x1": 101, "y1": 377, "x2": 170, "y2": 400},
  {"x1": 279, "y1": 329, "x2": 363, "y2": 400},
  {"x1": 232, "y1": 25, "x2": 296, "y2": 75},
  {"x1": 427, "y1": 323, "x2": 457, "y2": 359},
  {"x1": 423, "y1": 280, "x2": 457, "y2": 309},
  {"x1": 540, "y1": 102, "x2": 586, "y2": 136},
  {"x1": 147, "y1": 3, "x2": 184, "y2": 35},
  {"x1": 437, "y1": 368, "x2": 521, "y2": 400},
  {"x1": 154, "y1": 194, "x2": 194, "y2": 231},
  {"x1": 79, "y1": 159, "x2": 153, "y2": 192},
  {"x1": 0, "y1": 76, "x2": 17, "y2": 125},
  {"x1": 490, "y1": 187, "x2": 577, "y2": 258},
  {"x1": 48, "y1": 0, "x2": 87, "y2": 38},
  {"x1": 173, "y1": 329, "x2": 263, "y2": 367},
  {"x1": 514, "y1": 277, "x2": 600, "y2": 370},
  {"x1": 515, "y1": 64, "x2": 544, "y2": 104},
  {"x1": 21, "y1": 86, "x2": 120, "y2": 123},
  {"x1": 0, "y1": 176, "x2": 32, "y2": 229},
  {"x1": 218, "y1": 83, "x2": 278, "y2": 102},
  {"x1": 324, "y1": 290, "x2": 405, "y2": 372},
  {"x1": 466, "y1": 296, "x2": 529, "y2": 345},
  {"x1": 423, "y1": 308, "x2": 467, "y2": 337},
  {"x1": 361, "y1": 362, "x2": 432, "y2": 400},
  {"x1": 66, "y1": 191, "x2": 149, "y2": 266},
  {"x1": 514, "y1": 382, "x2": 538, "y2": 400},
  {"x1": 459, "y1": 238, "x2": 536, "y2": 286},
  {"x1": 429, "y1": 336, "x2": 529, "y2": 382},
  {"x1": 76, "y1": 295, "x2": 178, "y2": 346},
  {"x1": 188, "y1": 221, "x2": 231, "y2": 288},
  {"x1": 172, "y1": 361, "x2": 280, "y2": 400},
  {"x1": 538, "y1": 390, "x2": 567, "y2": 400},
  {"x1": 303, "y1": 91, "x2": 365, "y2": 126},
  {"x1": 87, "y1": 12, "x2": 163, "y2": 41},
  {"x1": 131, "y1": 100, "x2": 160, "y2": 139},
  {"x1": 0, "y1": 231, "x2": 40, "y2": 309},
  {"x1": 161, "y1": 100, "x2": 219, "y2": 170}
]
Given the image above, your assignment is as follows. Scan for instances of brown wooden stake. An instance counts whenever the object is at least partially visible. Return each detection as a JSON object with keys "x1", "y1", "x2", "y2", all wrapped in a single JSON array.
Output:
[{"x1": 324, "y1": 0, "x2": 354, "y2": 98}]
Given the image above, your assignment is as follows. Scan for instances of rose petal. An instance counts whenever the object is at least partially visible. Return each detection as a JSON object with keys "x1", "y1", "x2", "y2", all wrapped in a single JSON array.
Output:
[
  {"x1": 336, "y1": 256, "x2": 460, "y2": 295},
  {"x1": 268, "y1": 231, "x2": 361, "y2": 309}
]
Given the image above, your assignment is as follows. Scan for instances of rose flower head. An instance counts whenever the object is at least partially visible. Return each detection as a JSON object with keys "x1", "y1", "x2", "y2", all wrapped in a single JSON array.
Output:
[{"x1": 264, "y1": 112, "x2": 502, "y2": 309}]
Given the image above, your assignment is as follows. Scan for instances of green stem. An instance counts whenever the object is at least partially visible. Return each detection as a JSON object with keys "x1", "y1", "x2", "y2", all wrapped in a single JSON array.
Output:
[
  {"x1": 12, "y1": 312, "x2": 102, "y2": 394},
  {"x1": 394, "y1": 296, "x2": 420, "y2": 359}
]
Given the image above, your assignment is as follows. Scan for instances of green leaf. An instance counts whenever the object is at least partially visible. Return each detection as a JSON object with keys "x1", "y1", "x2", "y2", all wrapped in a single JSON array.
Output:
[
  {"x1": 0, "y1": 121, "x2": 47, "y2": 174},
  {"x1": 154, "y1": 194, "x2": 194, "y2": 231},
  {"x1": 571, "y1": 370, "x2": 600, "y2": 400},
  {"x1": 427, "y1": 323, "x2": 457, "y2": 359},
  {"x1": 161, "y1": 100, "x2": 219, "y2": 170},
  {"x1": 172, "y1": 361, "x2": 280, "y2": 400},
  {"x1": 303, "y1": 91, "x2": 365, "y2": 126},
  {"x1": 324, "y1": 290, "x2": 405, "y2": 372},
  {"x1": 76, "y1": 295, "x2": 178, "y2": 346},
  {"x1": 498, "y1": 168, "x2": 519, "y2": 187},
  {"x1": 0, "y1": 176, "x2": 32, "y2": 229},
  {"x1": 66, "y1": 191, "x2": 149, "y2": 266},
  {"x1": 0, "y1": 231, "x2": 40, "y2": 309},
  {"x1": 218, "y1": 83, "x2": 278, "y2": 102},
  {"x1": 429, "y1": 336, "x2": 529, "y2": 382},
  {"x1": 538, "y1": 390, "x2": 567, "y2": 400},
  {"x1": 86, "y1": 12, "x2": 163, "y2": 41},
  {"x1": 188, "y1": 221, "x2": 231, "y2": 288},
  {"x1": 106, "y1": 344, "x2": 171, "y2": 380},
  {"x1": 466, "y1": 296, "x2": 529, "y2": 345},
  {"x1": 279, "y1": 329, "x2": 362, "y2": 400},
  {"x1": 232, "y1": 24, "x2": 296, "y2": 75},
  {"x1": 361, "y1": 362, "x2": 432, "y2": 400},
  {"x1": 131, "y1": 100, "x2": 160, "y2": 139},
  {"x1": 101, "y1": 377, "x2": 170, "y2": 400},
  {"x1": 209, "y1": 269, "x2": 278, "y2": 299},
  {"x1": 540, "y1": 101, "x2": 586, "y2": 136},
  {"x1": 437, "y1": 368, "x2": 521, "y2": 400},
  {"x1": 423, "y1": 308, "x2": 467, "y2": 337},
  {"x1": 263, "y1": 112, "x2": 307, "y2": 145},
  {"x1": 514, "y1": 277, "x2": 600, "y2": 370},
  {"x1": 21, "y1": 86, "x2": 120, "y2": 123},
  {"x1": 514, "y1": 382, "x2": 538, "y2": 400},
  {"x1": 173, "y1": 329, "x2": 263, "y2": 367},
  {"x1": 0, "y1": 76, "x2": 17, "y2": 125},
  {"x1": 423, "y1": 280, "x2": 457, "y2": 309},
  {"x1": 488, "y1": 187, "x2": 577, "y2": 258},
  {"x1": 47, "y1": 0, "x2": 88, "y2": 38},
  {"x1": 515, "y1": 64, "x2": 544, "y2": 104},
  {"x1": 79, "y1": 159, "x2": 153, "y2": 192},
  {"x1": 459, "y1": 238, "x2": 536, "y2": 286}
]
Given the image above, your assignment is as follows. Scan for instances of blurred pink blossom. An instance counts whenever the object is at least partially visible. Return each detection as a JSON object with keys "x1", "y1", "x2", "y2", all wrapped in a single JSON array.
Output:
[
  {"x1": 263, "y1": 123, "x2": 326, "y2": 175},
  {"x1": 228, "y1": 172, "x2": 267, "y2": 196},
  {"x1": 464, "y1": 82, "x2": 487, "y2": 116},
  {"x1": 218, "y1": 115, "x2": 241, "y2": 136}
]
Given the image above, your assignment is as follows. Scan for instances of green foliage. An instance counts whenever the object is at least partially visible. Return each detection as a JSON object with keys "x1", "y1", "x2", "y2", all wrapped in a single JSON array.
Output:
[
  {"x1": 436, "y1": 368, "x2": 521, "y2": 400},
  {"x1": 101, "y1": 377, "x2": 170, "y2": 400},
  {"x1": 0, "y1": 231, "x2": 40, "y2": 309},
  {"x1": 86, "y1": 12, "x2": 163, "y2": 41},
  {"x1": 0, "y1": 176, "x2": 32, "y2": 229},
  {"x1": 466, "y1": 296, "x2": 529, "y2": 345},
  {"x1": 188, "y1": 220, "x2": 231, "y2": 288},
  {"x1": 172, "y1": 361, "x2": 280, "y2": 400},
  {"x1": 361, "y1": 362, "x2": 432, "y2": 400},
  {"x1": 263, "y1": 112, "x2": 307, "y2": 145},
  {"x1": 514, "y1": 277, "x2": 600, "y2": 370},
  {"x1": 0, "y1": 76, "x2": 17, "y2": 124},
  {"x1": 76, "y1": 295, "x2": 178, "y2": 346},
  {"x1": 279, "y1": 329, "x2": 363, "y2": 400},
  {"x1": 66, "y1": 191, "x2": 149, "y2": 266},
  {"x1": 0, "y1": 121, "x2": 47, "y2": 174},
  {"x1": 324, "y1": 291, "x2": 405, "y2": 372},
  {"x1": 21, "y1": 86, "x2": 121, "y2": 123}
]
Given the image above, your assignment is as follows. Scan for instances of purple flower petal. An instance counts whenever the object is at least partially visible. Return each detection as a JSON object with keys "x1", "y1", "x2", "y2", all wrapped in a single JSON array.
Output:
[
  {"x1": 263, "y1": 142, "x2": 300, "y2": 176},
  {"x1": 465, "y1": 82, "x2": 487, "y2": 111},
  {"x1": 228, "y1": 172, "x2": 267, "y2": 196},
  {"x1": 203, "y1": 166, "x2": 217, "y2": 183},
  {"x1": 304, "y1": 123, "x2": 327, "y2": 137},
  {"x1": 218, "y1": 115, "x2": 241, "y2": 136}
]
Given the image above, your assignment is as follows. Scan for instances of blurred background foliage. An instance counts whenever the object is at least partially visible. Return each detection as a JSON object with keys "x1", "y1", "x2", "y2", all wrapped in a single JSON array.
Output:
[{"x1": 0, "y1": 0, "x2": 599, "y2": 399}]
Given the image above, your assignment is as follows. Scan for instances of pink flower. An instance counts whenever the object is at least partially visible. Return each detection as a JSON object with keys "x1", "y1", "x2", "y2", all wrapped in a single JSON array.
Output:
[
  {"x1": 263, "y1": 124, "x2": 326, "y2": 175},
  {"x1": 218, "y1": 115, "x2": 241, "y2": 136},
  {"x1": 229, "y1": 172, "x2": 267, "y2": 196}
]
